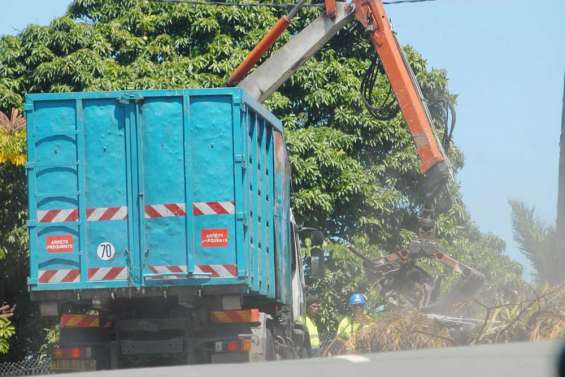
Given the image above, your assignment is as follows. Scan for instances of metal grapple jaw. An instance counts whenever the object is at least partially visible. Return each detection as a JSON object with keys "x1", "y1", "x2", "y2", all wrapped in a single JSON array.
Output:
[
  {"x1": 424, "y1": 264, "x2": 485, "y2": 313},
  {"x1": 349, "y1": 239, "x2": 485, "y2": 312}
]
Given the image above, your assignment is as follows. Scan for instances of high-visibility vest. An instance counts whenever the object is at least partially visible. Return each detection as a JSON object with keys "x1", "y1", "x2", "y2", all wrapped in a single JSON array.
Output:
[
  {"x1": 336, "y1": 316, "x2": 361, "y2": 341},
  {"x1": 303, "y1": 315, "x2": 321, "y2": 349}
]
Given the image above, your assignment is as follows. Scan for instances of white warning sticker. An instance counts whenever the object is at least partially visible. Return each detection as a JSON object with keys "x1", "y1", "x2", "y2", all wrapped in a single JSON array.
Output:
[{"x1": 96, "y1": 242, "x2": 116, "y2": 261}]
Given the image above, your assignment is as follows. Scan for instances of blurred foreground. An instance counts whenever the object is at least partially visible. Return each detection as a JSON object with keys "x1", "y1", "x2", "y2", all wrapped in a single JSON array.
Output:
[
  {"x1": 324, "y1": 283, "x2": 565, "y2": 355},
  {"x1": 48, "y1": 341, "x2": 561, "y2": 377}
]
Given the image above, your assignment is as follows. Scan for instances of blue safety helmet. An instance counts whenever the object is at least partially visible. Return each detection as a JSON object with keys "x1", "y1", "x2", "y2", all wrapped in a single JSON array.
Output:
[{"x1": 348, "y1": 293, "x2": 367, "y2": 306}]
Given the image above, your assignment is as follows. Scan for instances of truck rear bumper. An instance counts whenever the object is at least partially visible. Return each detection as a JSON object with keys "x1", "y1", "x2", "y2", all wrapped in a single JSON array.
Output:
[{"x1": 31, "y1": 284, "x2": 246, "y2": 302}]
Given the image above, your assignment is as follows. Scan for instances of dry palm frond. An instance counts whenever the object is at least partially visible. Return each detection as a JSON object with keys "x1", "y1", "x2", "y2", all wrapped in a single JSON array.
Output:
[
  {"x1": 0, "y1": 304, "x2": 14, "y2": 320},
  {"x1": 324, "y1": 284, "x2": 565, "y2": 357},
  {"x1": 0, "y1": 108, "x2": 27, "y2": 165},
  {"x1": 0, "y1": 108, "x2": 26, "y2": 133},
  {"x1": 474, "y1": 283, "x2": 565, "y2": 343}
]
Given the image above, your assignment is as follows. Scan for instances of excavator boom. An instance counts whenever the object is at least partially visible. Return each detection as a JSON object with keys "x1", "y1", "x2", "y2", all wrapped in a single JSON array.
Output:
[
  {"x1": 228, "y1": 0, "x2": 483, "y2": 309},
  {"x1": 350, "y1": 0, "x2": 448, "y2": 177},
  {"x1": 238, "y1": 2, "x2": 353, "y2": 102},
  {"x1": 235, "y1": 0, "x2": 450, "y2": 195}
]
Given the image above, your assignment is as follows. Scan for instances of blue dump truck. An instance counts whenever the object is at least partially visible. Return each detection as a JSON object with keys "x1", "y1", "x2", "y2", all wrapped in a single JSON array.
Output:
[{"x1": 26, "y1": 88, "x2": 311, "y2": 370}]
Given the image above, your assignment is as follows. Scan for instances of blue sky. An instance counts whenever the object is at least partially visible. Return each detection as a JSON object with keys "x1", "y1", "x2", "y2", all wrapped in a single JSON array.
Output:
[
  {"x1": 1, "y1": 0, "x2": 564, "y2": 276},
  {"x1": 388, "y1": 0, "x2": 565, "y2": 274}
]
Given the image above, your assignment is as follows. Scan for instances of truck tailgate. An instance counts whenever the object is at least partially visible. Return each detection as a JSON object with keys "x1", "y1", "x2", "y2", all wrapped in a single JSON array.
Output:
[{"x1": 27, "y1": 88, "x2": 284, "y2": 297}]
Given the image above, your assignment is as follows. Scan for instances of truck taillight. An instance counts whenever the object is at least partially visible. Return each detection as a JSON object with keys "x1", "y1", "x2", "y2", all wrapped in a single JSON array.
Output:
[
  {"x1": 69, "y1": 348, "x2": 81, "y2": 359},
  {"x1": 214, "y1": 339, "x2": 253, "y2": 353},
  {"x1": 52, "y1": 346, "x2": 91, "y2": 360},
  {"x1": 226, "y1": 341, "x2": 239, "y2": 352},
  {"x1": 241, "y1": 338, "x2": 252, "y2": 352}
]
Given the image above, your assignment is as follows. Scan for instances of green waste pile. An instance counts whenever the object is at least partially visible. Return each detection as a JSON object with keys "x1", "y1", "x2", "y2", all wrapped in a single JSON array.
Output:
[{"x1": 324, "y1": 283, "x2": 565, "y2": 355}]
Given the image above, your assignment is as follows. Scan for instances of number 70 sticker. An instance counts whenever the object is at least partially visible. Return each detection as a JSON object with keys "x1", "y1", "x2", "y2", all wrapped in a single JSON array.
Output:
[{"x1": 97, "y1": 242, "x2": 116, "y2": 260}]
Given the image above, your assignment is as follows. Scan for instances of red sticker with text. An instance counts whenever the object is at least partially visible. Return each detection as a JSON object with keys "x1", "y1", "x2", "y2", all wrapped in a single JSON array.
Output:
[
  {"x1": 201, "y1": 229, "x2": 228, "y2": 248},
  {"x1": 46, "y1": 235, "x2": 74, "y2": 253}
]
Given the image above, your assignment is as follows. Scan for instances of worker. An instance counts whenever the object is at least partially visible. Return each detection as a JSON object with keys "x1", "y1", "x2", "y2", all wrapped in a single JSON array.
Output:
[
  {"x1": 302, "y1": 294, "x2": 322, "y2": 357},
  {"x1": 336, "y1": 293, "x2": 369, "y2": 343}
]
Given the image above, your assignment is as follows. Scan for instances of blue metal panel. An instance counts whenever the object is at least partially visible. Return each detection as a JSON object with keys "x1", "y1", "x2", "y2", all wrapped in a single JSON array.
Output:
[
  {"x1": 182, "y1": 95, "x2": 196, "y2": 278},
  {"x1": 139, "y1": 97, "x2": 189, "y2": 282},
  {"x1": 257, "y1": 116, "x2": 266, "y2": 294},
  {"x1": 27, "y1": 88, "x2": 289, "y2": 301},
  {"x1": 265, "y1": 125, "x2": 275, "y2": 298},
  {"x1": 247, "y1": 111, "x2": 258, "y2": 292},
  {"x1": 76, "y1": 100, "x2": 88, "y2": 284},
  {"x1": 188, "y1": 94, "x2": 238, "y2": 279},
  {"x1": 273, "y1": 129, "x2": 292, "y2": 304},
  {"x1": 240, "y1": 108, "x2": 278, "y2": 298},
  {"x1": 232, "y1": 94, "x2": 246, "y2": 280},
  {"x1": 25, "y1": 100, "x2": 37, "y2": 286},
  {"x1": 83, "y1": 98, "x2": 134, "y2": 288},
  {"x1": 28, "y1": 99, "x2": 82, "y2": 290}
]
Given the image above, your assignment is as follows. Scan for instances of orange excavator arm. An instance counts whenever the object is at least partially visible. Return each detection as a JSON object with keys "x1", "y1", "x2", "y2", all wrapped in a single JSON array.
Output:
[
  {"x1": 228, "y1": 0, "x2": 451, "y2": 200},
  {"x1": 227, "y1": 0, "x2": 483, "y2": 307},
  {"x1": 351, "y1": 0, "x2": 449, "y2": 182}
]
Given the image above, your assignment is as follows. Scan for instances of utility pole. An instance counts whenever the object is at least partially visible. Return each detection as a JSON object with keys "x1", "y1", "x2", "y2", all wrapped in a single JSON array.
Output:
[{"x1": 556, "y1": 73, "x2": 565, "y2": 278}]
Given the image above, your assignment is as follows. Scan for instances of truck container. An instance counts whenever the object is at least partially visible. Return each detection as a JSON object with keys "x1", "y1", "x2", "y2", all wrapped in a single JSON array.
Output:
[{"x1": 26, "y1": 87, "x2": 307, "y2": 370}]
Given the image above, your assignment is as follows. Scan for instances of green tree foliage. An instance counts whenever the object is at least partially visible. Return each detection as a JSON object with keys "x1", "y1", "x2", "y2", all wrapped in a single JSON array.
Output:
[
  {"x1": 0, "y1": 163, "x2": 39, "y2": 360},
  {"x1": 0, "y1": 291, "x2": 16, "y2": 356},
  {"x1": 0, "y1": 1, "x2": 454, "y2": 241},
  {"x1": 509, "y1": 200, "x2": 559, "y2": 285},
  {"x1": 0, "y1": 319, "x2": 15, "y2": 355},
  {"x1": 0, "y1": 0, "x2": 523, "y2": 355}
]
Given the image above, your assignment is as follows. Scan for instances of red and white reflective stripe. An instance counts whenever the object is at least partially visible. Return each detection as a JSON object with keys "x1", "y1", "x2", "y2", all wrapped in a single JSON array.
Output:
[
  {"x1": 37, "y1": 206, "x2": 127, "y2": 223},
  {"x1": 149, "y1": 265, "x2": 188, "y2": 274},
  {"x1": 38, "y1": 201, "x2": 233, "y2": 222},
  {"x1": 194, "y1": 264, "x2": 237, "y2": 278},
  {"x1": 60, "y1": 314, "x2": 100, "y2": 328},
  {"x1": 87, "y1": 206, "x2": 128, "y2": 221},
  {"x1": 88, "y1": 267, "x2": 128, "y2": 281},
  {"x1": 39, "y1": 269, "x2": 80, "y2": 283},
  {"x1": 193, "y1": 202, "x2": 235, "y2": 216},
  {"x1": 147, "y1": 265, "x2": 188, "y2": 279},
  {"x1": 37, "y1": 209, "x2": 78, "y2": 223},
  {"x1": 144, "y1": 203, "x2": 186, "y2": 218}
]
